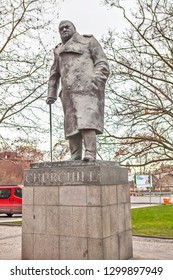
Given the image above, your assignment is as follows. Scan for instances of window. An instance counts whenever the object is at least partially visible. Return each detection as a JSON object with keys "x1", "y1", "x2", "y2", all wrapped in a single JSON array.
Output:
[
  {"x1": 0, "y1": 189, "x2": 11, "y2": 199},
  {"x1": 14, "y1": 188, "x2": 22, "y2": 198}
]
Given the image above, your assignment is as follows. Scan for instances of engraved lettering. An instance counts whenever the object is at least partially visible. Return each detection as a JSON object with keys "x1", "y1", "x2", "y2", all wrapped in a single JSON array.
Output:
[
  {"x1": 67, "y1": 172, "x2": 70, "y2": 182},
  {"x1": 67, "y1": 171, "x2": 85, "y2": 183},
  {"x1": 89, "y1": 171, "x2": 93, "y2": 181},
  {"x1": 72, "y1": 172, "x2": 75, "y2": 182},
  {"x1": 34, "y1": 173, "x2": 41, "y2": 183},
  {"x1": 67, "y1": 171, "x2": 73, "y2": 182},
  {"x1": 24, "y1": 173, "x2": 34, "y2": 184},
  {"x1": 77, "y1": 172, "x2": 81, "y2": 181},
  {"x1": 58, "y1": 172, "x2": 64, "y2": 183},
  {"x1": 89, "y1": 171, "x2": 98, "y2": 182},
  {"x1": 81, "y1": 171, "x2": 84, "y2": 181},
  {"x1": 25, "y1": 167, "x2": 99, "y2": 186},
  {"x1": 50, "y1": 172, "x2": 58, "y2": 183},
  {"x1": 42, "y1": 173, "x2": 49, "y2": 184},
  {"x1": 46, "y1": 172, "x2": 50, "y2": 182}
]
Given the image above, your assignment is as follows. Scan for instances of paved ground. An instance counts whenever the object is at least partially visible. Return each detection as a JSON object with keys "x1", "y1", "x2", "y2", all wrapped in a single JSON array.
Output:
[
  {"x1": 0, "y1": 225, "x2": 21, "y2": 260},
  {"x1": 131, "y1": 203, "x2": 156, "y2": 208},
  {"x1": 132, "y1": 236, "x2": 173, "y2": 260},
  {"x1": 0, "y1": 214, "x2": 22, "y2": 223},
  {"x1": 0, "y1": 225, "x2": 173, "y2": 260}
]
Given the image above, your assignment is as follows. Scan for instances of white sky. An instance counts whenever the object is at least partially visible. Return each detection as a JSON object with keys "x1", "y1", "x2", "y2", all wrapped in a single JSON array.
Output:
[{"x1": 55, "y1": 0, "x2": 134, "y2": 40}]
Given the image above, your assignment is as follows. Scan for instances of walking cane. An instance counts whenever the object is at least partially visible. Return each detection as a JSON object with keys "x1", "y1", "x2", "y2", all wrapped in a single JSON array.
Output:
[{"x1": 49, "y1": 104, "x2": 53, "y2": 162}]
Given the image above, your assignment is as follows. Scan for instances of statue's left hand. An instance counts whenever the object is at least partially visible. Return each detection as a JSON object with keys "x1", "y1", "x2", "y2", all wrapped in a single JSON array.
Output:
[{"x1": 46, "y1": 97, "x2": 56, "y2": 105}]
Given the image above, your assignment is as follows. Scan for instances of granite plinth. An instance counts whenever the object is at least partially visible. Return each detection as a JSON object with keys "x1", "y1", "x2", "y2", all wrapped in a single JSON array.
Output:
[
  {"x1": 22, "y1": 161, "x2": 133, "y2": 260},
  {"x1": 24, "y1": 160, "x2": 127, "y2": 186}
]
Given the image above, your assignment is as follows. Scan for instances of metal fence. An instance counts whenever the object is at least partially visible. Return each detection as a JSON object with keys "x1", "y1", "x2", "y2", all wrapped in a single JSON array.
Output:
[{"x1": 130, "y1": 189, "x2": 173, "y2": 205}]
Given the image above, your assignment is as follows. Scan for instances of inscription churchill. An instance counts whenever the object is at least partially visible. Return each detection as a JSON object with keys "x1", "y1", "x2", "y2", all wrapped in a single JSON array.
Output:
[
  {"x1": 24, "y1": 169, "x2": 99, "y2": 186},
  {"x1": 46, "y1": 20, "x2": 110, "y2": 161}
]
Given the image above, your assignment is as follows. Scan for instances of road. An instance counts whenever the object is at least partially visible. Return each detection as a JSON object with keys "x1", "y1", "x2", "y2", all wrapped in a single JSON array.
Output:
[{"x1": 0, "y1": 214, "x2": 22, "y2": 223}]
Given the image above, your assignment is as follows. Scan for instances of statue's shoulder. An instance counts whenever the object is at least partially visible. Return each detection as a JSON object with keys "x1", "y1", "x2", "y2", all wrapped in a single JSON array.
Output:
[
  {"x1": 54, "y1": 43, "x2": 62, "y2": 55},
  {"x1": 83, "y1": 34, "x2": 93, "y2": 38},
  {"x1": 55, "y1": 43, "x2": 62, "y2": 49}
]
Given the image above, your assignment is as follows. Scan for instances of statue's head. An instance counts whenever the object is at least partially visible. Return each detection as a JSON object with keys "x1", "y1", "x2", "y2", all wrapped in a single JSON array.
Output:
[{"x1": 59, "y1": 20, "x2": 76, "y2": 43}]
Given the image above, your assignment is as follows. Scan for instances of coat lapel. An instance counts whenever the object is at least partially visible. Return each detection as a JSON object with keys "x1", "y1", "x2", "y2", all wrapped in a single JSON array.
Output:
[{"x1": 59, "y1": 33, "x2": 84, "y2": 55}]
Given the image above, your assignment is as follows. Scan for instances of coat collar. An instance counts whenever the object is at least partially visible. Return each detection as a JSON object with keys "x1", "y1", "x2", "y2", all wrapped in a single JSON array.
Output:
[{"x1": 59, "y1": 33, "x2": 86, "y2": 54}]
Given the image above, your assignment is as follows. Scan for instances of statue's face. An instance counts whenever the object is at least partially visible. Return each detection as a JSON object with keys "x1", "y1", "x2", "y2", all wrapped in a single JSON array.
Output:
[{"x1": 59, "y1": 21, "x2": 76, "y2": 43}]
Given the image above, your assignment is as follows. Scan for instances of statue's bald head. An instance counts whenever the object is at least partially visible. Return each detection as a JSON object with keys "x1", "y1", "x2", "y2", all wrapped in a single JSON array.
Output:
[
  {"x1": 59, "y1": 20, "x2": 76, "y2": 31},
  {"x1": 59, "y1": 20, "x2": 76, "y2": 43}
]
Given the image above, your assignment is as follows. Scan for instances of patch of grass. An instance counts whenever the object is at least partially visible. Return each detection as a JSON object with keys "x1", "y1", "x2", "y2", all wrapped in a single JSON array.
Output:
[
  {"x1": 0, "y1": 220, "x2": 22, "y2": 226},
  {"x1": 131, "y1": 204, "x2": 173, "y2": 238}
]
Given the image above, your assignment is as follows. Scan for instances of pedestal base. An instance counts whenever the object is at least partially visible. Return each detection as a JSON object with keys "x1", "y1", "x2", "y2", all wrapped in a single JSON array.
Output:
[{"x1": 22, "y1": 160, "x2": 133, "y2": 259}]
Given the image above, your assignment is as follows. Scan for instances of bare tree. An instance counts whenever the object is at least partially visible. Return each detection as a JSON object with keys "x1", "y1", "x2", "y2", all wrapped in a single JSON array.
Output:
[
  {"x1": 0, "y1": 0, "x2": 63, "y2": 142},
  {"x1": 13, "y1": 137, "x2": 44, "y2": 161},
  {"x1": 101, "y1": 0, "x2": 173, "y2": 167}
]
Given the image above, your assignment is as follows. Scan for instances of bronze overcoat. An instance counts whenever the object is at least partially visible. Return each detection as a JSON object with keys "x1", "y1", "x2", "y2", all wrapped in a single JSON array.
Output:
[{"x1": 48, "y1": 32, "x2": 110, "y2": 139}]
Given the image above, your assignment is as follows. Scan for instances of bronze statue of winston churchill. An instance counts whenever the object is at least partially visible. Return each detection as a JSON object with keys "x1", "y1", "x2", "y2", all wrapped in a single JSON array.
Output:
[{"x1": 47, "y1": 20, "x2": 110, "y2": 161}]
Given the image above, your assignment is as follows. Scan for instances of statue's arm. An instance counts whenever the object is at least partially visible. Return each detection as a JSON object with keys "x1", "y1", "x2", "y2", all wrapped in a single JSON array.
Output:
[
  {"x1": 47, "y1": 48, "x2": 61, "y2": 103},
  {"x1": 89, "y1": 36, "x2": 110, "y2": 84}
]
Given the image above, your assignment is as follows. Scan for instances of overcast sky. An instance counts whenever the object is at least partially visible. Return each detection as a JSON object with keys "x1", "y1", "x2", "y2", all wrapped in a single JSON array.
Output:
[{"x1": 55, "y1": 0, "x2": 134, "y2": 40}]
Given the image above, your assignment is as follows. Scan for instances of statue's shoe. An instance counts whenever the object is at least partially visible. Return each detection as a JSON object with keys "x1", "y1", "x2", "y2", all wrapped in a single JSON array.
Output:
[
  {"x1": 83, "y1": 155, "x2": 95, "y2": 161},
  {"x1": 68, "y1": 155, "x2": 82, "y2": 160}
]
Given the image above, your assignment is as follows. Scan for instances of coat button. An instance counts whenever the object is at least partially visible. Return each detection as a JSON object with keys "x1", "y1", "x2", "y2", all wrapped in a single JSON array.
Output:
[{"x1": 68, "y1": 86, "x2": 71, "y2": 89}]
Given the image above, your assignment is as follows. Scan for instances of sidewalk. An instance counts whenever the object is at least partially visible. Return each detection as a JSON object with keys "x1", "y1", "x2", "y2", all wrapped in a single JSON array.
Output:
[
  {"x1": 0, "y1": 225, "x2": 173, "y2": 260},
  {"x1": 132, "y1": 235, "x2": 173, "y2": 260}
]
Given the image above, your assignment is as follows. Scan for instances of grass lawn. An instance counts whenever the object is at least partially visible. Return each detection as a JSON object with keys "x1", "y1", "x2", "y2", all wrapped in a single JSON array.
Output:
[{"x1": 131, "y1": 204, "x2": 173, "y2": 238}]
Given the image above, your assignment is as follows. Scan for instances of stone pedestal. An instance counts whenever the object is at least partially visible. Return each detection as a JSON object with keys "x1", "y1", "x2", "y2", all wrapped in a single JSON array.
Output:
[{"x1": 22, "y1": 160, "x2": 133, "y2": 260}]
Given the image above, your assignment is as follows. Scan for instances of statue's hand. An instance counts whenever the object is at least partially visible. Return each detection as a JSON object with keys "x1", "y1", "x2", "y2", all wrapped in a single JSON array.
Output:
[
  {"x1": 91, "y1": 76, "x2": 99, "y2": 91},
  {"x1": 46, "y1": 97, "x2": 56, "y2": 105}
]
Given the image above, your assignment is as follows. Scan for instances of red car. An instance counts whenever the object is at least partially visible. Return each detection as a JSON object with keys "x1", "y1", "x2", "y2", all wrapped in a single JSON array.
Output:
[{"x1": 0, "y1": 185, "x2": 22, "y2": 217}]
